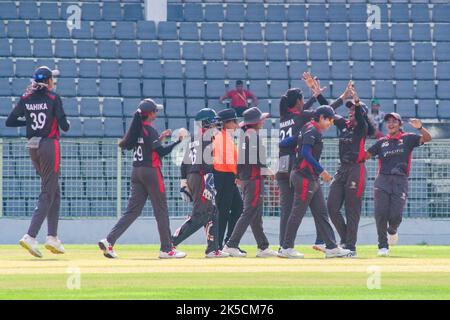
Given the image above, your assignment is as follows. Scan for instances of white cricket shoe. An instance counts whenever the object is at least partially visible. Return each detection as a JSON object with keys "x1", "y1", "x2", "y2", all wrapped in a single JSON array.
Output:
[
  {"x1": 388, "y1": 233, "x2": 398, "y2": 246},
  {"x1": 312, "y1": 244, "x2": 326, "y2": 253},
  {"x1": 222, "y1": 245, "x2": 247, "y2": 257},
  {"x1": 256, "y1": 248, "x2": 278, "y2": 258},
  {"x1": 159, "y1": 249, "x2": 186, "y2": 259},
  {"x1": 45, "y1": 236, "x2": 65, "y2": 254},
  {"x1": 205, "y1": 250, "x2": 230, "y2": 258},
  {"x1": 98, "y1": 239, "x2": 117, "y2": 259},
  {"x1": 325, "y1": 247, "x2": 352, "y2": 258},
  {"x1": 19, "y1": 234, "x2": 42, "y2": 258},
  {"x1": 278, "y1": 248, "x2": 304, "y2": 259},
  {"x1": 378, "y1": 248, "x2": 389, "y2": 257}
]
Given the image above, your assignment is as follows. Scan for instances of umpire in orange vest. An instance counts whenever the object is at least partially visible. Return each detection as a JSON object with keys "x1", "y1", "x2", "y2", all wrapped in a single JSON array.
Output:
[{"x1": 213, "y1": 109, "x2": 245, "y2": 252}]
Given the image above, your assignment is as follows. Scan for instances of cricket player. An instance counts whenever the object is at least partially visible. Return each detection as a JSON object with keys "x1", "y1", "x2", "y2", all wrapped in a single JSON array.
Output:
[
  {"x1": 327, "y1": 87, "x2": 375, "y2": 257},
  {"x1": 223, "y1": 107, "x2": 278, "y2": 258},
  {"x1": 6, "y1": 66, "x2": 69, "y2": 258},
  {"x1": 99, "y1": 99, "x2": 187, "y2": 259},
  {"x1": 366, "y1": 113, "x2": 432, "y2": 256},
  {"x1": 279, "y1": 106, "x2": 352, "y2": 259},
  {"x1": 174, "y1": 108, "x2": 230, "y2": 258}
]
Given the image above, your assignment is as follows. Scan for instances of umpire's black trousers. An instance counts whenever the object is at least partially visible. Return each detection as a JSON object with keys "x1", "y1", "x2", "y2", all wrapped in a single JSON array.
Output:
[{"x1": 214, "y1": 171, "x2": 243, "y2": 248}]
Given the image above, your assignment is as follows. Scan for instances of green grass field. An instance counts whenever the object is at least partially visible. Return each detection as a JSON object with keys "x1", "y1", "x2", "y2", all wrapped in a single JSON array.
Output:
[{"x1": 0, "y1": 245, "x2": 449, "y2": 300}]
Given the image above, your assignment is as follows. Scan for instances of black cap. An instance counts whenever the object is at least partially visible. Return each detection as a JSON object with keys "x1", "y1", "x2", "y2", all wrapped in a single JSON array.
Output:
[
  {"x1": 138, "y1": 99, "x2": 163, "y2": 114},
  {"x1": 239, "y1": 107, "x2": 269, "y2": 127},
  {"x1": 384, "y1": 112, "x2": 402, "y2": 124},
  {"x1": 217, "y1": 108, "x2": 237, "y2": 122},
  {"x1": 236, "y1": 80, "x2": 244, "y2": 86},
  {"x1": 314, "y1": 105, "x2": 336, "y2": 120},
  {"x1": 345, "y1": 100, "x2": 369, "y2": 114},
  {"x1": 33, "y1": 66, "x2": 59, "y2": 83}
]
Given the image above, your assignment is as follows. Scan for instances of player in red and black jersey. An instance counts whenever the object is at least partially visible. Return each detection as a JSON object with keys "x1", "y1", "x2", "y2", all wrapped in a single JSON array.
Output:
[
  {"x1": 6, "y1": 66, "x2": 69, "y2": 258},
  {"x1": 99, "y1": 99, "x2": 187, "y2": 259},
  {"x1": 366, "y1": 112, "x2": 432, "y2": 256},
  {"x1": 326, "y1": 86, "x2": 376, "y2": 257}
]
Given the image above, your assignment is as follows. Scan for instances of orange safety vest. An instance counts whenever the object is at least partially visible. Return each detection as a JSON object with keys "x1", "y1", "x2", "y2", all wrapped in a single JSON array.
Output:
[{"x1": 213, "y1": 129, "x2": 237, "y2": 175}]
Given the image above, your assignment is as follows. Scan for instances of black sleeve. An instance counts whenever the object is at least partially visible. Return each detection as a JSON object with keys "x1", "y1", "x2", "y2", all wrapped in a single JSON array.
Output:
[
  {"x1": 303, "y1": 96, "x2": 316, "y2": 110},
  {"x1": 156, "y1": 140, "x2": 181, "y2": 158},
  {"x1": 301, "y1": 109, "x2": 315, "y2": 122},
  {"x1": 180, "y1": 146, "x2": 190, "y2": 179},
  {"x1": 367, "y1": 140, "x2": 381, "y2": 157},
  {"x1": 5, "y1": 98, "x2": 26, "y2": 127},
  {"x1": 303, "y1": 128, "x2": 318, "y2": 146},
  {"x1": 316, "y1": 94, "x2": 328, "y2": 106},
  {"x1": 334, "y1": 115, "x2": 347, "y2": 130},
  {"x1": 405, "y1": 134, "x2": 422, "y2": 150},
  {"x1": 55, "y1": 95, "x2": 70, "y2": 132},
  {"x1": 330, "y1": 98, "x2": 343, "y2": 110}
]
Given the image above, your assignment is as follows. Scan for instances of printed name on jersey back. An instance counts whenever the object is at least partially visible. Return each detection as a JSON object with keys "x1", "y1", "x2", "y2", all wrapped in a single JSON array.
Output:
[
  {"x1": 280, "y1": 119, "x2": 295, "y2": 129},
  {"x1": 25, "y1": 103, "x2": 49, "y2": 111}
]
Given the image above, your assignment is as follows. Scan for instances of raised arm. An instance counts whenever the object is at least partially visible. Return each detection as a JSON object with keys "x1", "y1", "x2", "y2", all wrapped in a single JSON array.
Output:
[{"x1": 409, "y1": 118, "x2": 432, "y2": 144}]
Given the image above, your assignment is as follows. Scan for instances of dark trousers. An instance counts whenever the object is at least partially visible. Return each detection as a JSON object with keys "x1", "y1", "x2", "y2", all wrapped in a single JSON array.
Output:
[
  {"x1": 172, "y1": 173, "x2": 219, "y2": 254},
  {"x1": 226, "y1": 179, "x2": 269, "y2": 250},
  {"x1": 214, "y1": 171, "x2": 243, "y2": 248},
  {"x1": 374, "y1": 174, "x2": 408, "y2": 249},
  {"x1": 327, "y1": 163, "x2": 367, "y2": 251},
  {"x1": 283, "y1": 171, "x2": 338, "y2": 250},
  {"x1": 276, "y1": 172, "x2": 324, "y2": 247},
  {"x1": 27, "y1": 138, "x2": 61, "y2": 238},
  {"x1": 107, "y1": 167, "x2": 173, "y2": 252}
]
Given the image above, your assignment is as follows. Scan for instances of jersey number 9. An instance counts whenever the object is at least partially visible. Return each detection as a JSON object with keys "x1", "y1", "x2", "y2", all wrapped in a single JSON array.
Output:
[
  {"x1": 133, "y1": 146, "x2": 143, "y2": 162},
  {"x1": 30, "y1": 112, "x2": 47, "y2": 131}
]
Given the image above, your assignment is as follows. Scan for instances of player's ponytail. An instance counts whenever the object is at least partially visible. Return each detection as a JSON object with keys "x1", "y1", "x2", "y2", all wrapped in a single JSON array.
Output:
[
  {"x1": 24, "y1": 79, "x2": 49, "y2": 96},
  {"x1": 119, "y1": 112, "x2": 143, "y2": 150}
]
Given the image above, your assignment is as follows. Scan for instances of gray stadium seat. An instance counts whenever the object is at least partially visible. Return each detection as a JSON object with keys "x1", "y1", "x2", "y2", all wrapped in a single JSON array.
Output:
[
  {"x1": 40, "y1": 2, "x2": 59, "y2": 20},
  {"x1": 96, "y1": 41, "x2": 117, "y2": 59},
  {"x1": 203, "y1": 42, "x2": 223, "y2": 60},
  {"x1": 123, "y1": 98, "x2": 141, "y2": 116},
  {"x1": 0, "y1": 97, "x2": 13, "y2": 116},
  {"x1": 102, "y1": 98, "x2": 123, "y2": 117},
  {"x1": 374, "y1": 81, "x2": 395, "y2": 99},
  {"x1": 396, "y1": 100, "x2": 416, "y2": 118},
  {"x1": 395, "y1": 62, "x2": 414, "y2": 80},
  {"x1": 0, "y1": 39, "x2": 11, "y2": 57},
  {"x1": 265, "y1": 23, "x2": 284, "y2": 41},
  {"x1": 0, "y1": 59, "x2": 14, "y2": 77},
  {"x1": 182, "y1": 42, "x2": 202, "y2": 60},
  {"x1": 435, "y1": 43, "x2": 450, "y2": 61},
  {"x1": 266, "y1": 5, "x2": 286, "y2": 22},
  {"x1": 80, "y1": 98, "x2": 101, "y2": 117},
  {"x1": 433, "y1": 4, "x2": 450, "y2": 22},
  {"x1": 11, "y1": 39, "x2": 32, "y2": 57},
  {"x1": 411, "y1": 24, "x2": 431, "y2": 42},
  {"x1": 33, "y1": 39, "x2": 53, "y2": 57},
  {"x1": 226, "y1": 4, "x2": 245, "y2": 22},
  {"x1": 222, "y1": 23, "x2": 241, "y2": 41},
  {"x1": 143, "y1": 79, "x2": 163, "y2": 97},
  {"x1": 0, "y1": 78, "x2": 11, "y2": 96},
  {"x1": 167, "y1": 4, "x2": 183, "y2": 21},
  {"x1": 349, "y1": 23, "x2": 368, "y2": 42},
  {"x1": 206, "y1": 62, "x2": 226, "y2": 79},
  {"x1": 28, "y1": 21, "x2": 49, "y2": 39},
  {"x1": 393, "y1": 43, "x2": 413, "y2": 61},
  {"x1": 162, "y1": 41, "x2": 181, "y2": 60},
  {"x1": 224, "y1": 43, "x2": 244, "y2": 60},
  {"x1": 267, "y1": 43, "x2": 286, "y2": 61},
  {"x1": 438, "y1": 100, "x2": 450, "y2": 118},
  {"x1": 246, "y1": 3, "x2": 265, "y2": 22},
  {"x1": 0, "y1": 3, "x2": 18, "y2": 19},
  {"x1": 416, "y1": 81, "x2": 436, "y2": 99},
  {"x1": 56, "y1": 78, "x2": 77, "y2": 97},
  {"x1": 436, "y1": 62, "x2": 450, "y2": 80},
  {"x1": 78, "y1": 79, "x2": 98, "y2": 97},
  {"x1": 249, "y1": 80, "x2": 269, "y2": 99},
  {"x1": 227, "y1": 62, "x2": 246, "y2": 79},
  {"x1": 206, "y1": 80, "x2": 226, "y2": 98},
  {"x1": 79, "y1": 60, "x2": 98, "y2": 78},
  {"x1": 390, "y1": 4, "x2": 409, "y2": 23},
  {"x1": 83, "y1": 119, "x2": 104, "y2": 137},
  {"x1": 119, "y1": 41, "x2": 139, "y2": 59},
  {"x1": 246, "y1": 43, "x2": 266, "y2": 61},
  {"x1": 185, "y1": 61, "x2": 204, "y2": 79},
  {"x1": 62, "y1": 98, "x2": 79, "y2": 117},
  {"x1": 100, "y1": 60, "x2": 120, "y2": 78},
  {"x1": 328, "y1": 23, "x2": 347, "y2": 41},
  {"x1": 331, "y1": 62, "x2": 351, "y2": 80},
  {"x1": 142, "y1": 60, "x2": 162, "y2": 79},
  {"x1": 184, "y1": 4, "x2": 203, "y2": 22},
  {"x1": 201, "y1": 23, "x2": 220, "y2": 41},
  {"x1": 243, "y1": 23, "x2": 263, "y2": 41},
  {"x1": 248, "y1": 61, "x2": 267, "y2": 80},
  {"x1": 287, "y1": 5, "x2": 306, "y2": 22},
  {"x1": 371, "y1": 42, "x2": 391, "y2": 61},
  {"x1": 121, "y1": 79, "x2": 142, "y2": 98},
  {"x1": 168, "y1": 118, "x2": 188, "y2": 131},
  {"x1": 414, "y1": 43, "x2": 433, "y2": 61},
  {"x1": 350, "y1": 43, "x2": 370, "y2": 61},
  {"x1": 372, "y1": 62, "x2": 393, "y2": 80},
  {"x1": 140, "y1": 42, "x2": 159, "y2": 59},
  {"x1": 115, "y1": 22, "x2": 136, "y2": 40},
  {"x1": 165, "y1": 99, "x2": 185, "y2": 116},
  {"x1": 104, "y1": 118, "x2": 124, "y2": 137},
  {"x1": 310, "y1": 61, "x2": 330, "y2": 80},
  {"x1": 180, "y1": 22, "x2": 199, "y2": 41},
  {"x1": 72, "y1": 21, "x2": 92, "y2": 39},
  {"x1": 99, "y1": 79, "x2": 120, "y2": 97},
  {"x1": 57, "y1": 60, "x2": 78, "y2": 78},
  {"x1": 286, "y1": 23, "x2": 305, "y2": 41},
  {"x1": 186, "y1": 99, "x2": 205, "y2": 117},
  {"x1": 163, "y1": 61, "x2": 183, "y2": 79},
  {"x1": 136, "y1": 21, "x2": 156, "y2": 40},
  {"x1": 396, "y1": 81, "x2": 415, "y2": 99},
  {"x1": 123, "y1": 3, "x2": 143, "y2": 21},
  {"x1": 81, "y1": 3, "x2": 101, "y2": 21},
  {"x1": 63, "y1": 118, "x2": 82, "y2": 137},
  {"x1": 18, "y1": 2, "x2": 37, "y2": 19},
  {"x1": 309, "y1": 43, "x2": 328, "y2": 61},
  {"x1": 185, "y1": 80, "x2": 205, "y2": 98},
  {"x1": 307, "y1": 23, "x2": 327, "y2": 41},
  {"x1": 270, "y1": 80, "x2": 289, "y2": 98},
  {"x1": 15, "y1": 59, "x2": 35, "y2": 77},
  {"x1": 411, "y1": 4, "x2": 430, "y2": 23},
  {"x1": 308, "y1": 4, "x2": 327, "y2": 22},
  {"x1": 102, "y1": 2, "x2": 122, "y2": 21},
  {"x1": 330, "y1": 42, "x2": 350, "y2": 61},
  {"x1": 369, "y1": 24, "x2": 389, "y2": 42},
  {"x1": 76, "y1": 40, "x2": 97, "y2": 59},
  {"x1": 157, "y1": 22, "x2": 178, "y2": 40},
  {"x1": 289, "y1": 61, "x2": 308, "y2": 80},
  {"x1": 434, "y1": 24, "x2": 450, "y2": 42},
  {"x1": 268, "y1": 62, "x2": 288, "y2": 80},
  {"x1": 121, "y1": 60, "x2": 141, "y2": 78},
  {"x1": 391, "y1": 24, "x2": 410, "y2": 42},
  {"x1": 417, "y1": 100, "x2": 438, "y2": 118},
  {"x1": 205, "y1": 4, "x2": 225, "y2": 22},
  {"x1": 50, "y1": 21, "x2": 70, "y2": 39},
  {"x1": 437, "y1": 81, "x2": 450, "y2": 99},
  {"x1": 93, "y1": 22, "x2": 114, "y2": 40},
  {"x1": 348, "y1": 4, "x2": 367, "y2": 22}
]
